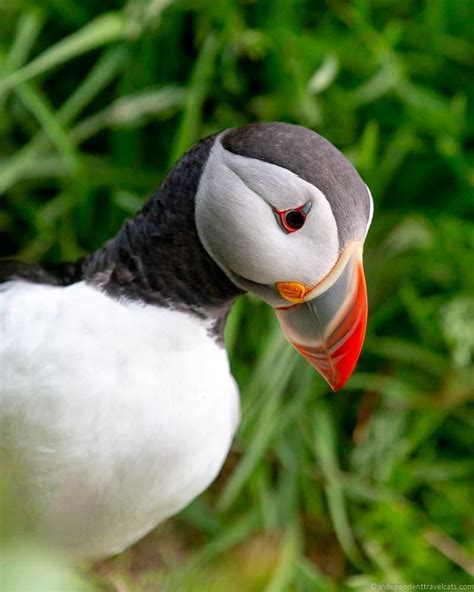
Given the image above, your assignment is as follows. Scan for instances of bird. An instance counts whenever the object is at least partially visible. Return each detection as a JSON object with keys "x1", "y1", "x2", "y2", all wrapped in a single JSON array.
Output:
[{"x1": 0, "y1": 122, "x2": 373, "y2": 560}]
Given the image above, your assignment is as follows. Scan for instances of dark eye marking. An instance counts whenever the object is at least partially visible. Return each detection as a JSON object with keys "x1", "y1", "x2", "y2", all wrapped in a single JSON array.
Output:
[{"x1": 273, "y1": 201, "x2": 312, "y2": 234}]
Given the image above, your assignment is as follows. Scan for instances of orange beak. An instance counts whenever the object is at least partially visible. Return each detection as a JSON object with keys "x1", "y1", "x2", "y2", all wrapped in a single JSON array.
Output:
[{"x1": 274, "y1": 243, "x2": 367, "y2": 391}]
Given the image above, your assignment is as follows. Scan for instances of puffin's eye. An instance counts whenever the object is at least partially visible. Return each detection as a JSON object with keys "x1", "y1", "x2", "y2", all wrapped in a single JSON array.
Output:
[
  {"x1": 284, "y1": 210, "x2": 305, "y2": 230},
  {"x1": 274, "y1": 201, "x2": 312, "y2": 234}
]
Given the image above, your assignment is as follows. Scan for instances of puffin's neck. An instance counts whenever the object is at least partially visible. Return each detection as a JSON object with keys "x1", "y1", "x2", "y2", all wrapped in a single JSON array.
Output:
[{"x1": 83, "y1": 135, "x2": 243, "y2": 339}]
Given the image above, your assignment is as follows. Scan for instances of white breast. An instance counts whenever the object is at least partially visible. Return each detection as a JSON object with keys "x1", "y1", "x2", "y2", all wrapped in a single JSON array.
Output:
[{"x1": 0, "y1": 280, "x2": 240, "y2": 559}]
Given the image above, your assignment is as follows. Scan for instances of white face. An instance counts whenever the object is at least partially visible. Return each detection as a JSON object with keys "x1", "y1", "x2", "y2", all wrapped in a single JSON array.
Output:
[{"x1": 195, "y1": 137, "x2": 342, "y2": 306}]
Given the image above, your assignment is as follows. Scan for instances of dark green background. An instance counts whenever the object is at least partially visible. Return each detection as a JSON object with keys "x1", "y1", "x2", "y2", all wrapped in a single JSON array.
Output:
[{"x1": 1, "y1": 1, "x2": 473, "y2": 589}]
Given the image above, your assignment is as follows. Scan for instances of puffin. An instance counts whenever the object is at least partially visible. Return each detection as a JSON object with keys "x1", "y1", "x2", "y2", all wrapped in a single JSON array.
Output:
[{"x1": 0, "y1": 122, "x2": 373, "y2": 560}]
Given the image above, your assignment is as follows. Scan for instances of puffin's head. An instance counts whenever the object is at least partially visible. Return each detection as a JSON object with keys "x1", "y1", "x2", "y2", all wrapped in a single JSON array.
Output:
[{"x1": 195, "y1": 122, "x2": 373, "y2": 391}]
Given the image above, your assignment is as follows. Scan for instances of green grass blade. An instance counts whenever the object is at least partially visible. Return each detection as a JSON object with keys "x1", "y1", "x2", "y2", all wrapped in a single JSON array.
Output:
[
  {"x1": 0, "y1": 48, "x2": 125, "y2": 194},
  {"x1": 71, "y1": 86, "x2": 185, "y2": 143},
  {"x1": 14, "y1": 82, "x2": 80, "y2": 176},
  {"x1": 313, "y1": 401, "x2": 367, "y2": 569},
  {"x1": 217, "y1": 346, "x2": 295, "y2": 513},
  {"x1": 190, "y1": 510, "x2": 260, "y2": 567},
  {"x1": 264, "y1": 522, "x2": 300, "y2": 592},
  {"x1": 59, "y1": 46, "x2": 126, "y2": 125},
  {"x1": 170, "y1": 33, "x2": 219, "y2": 163},
  {"x1": 0, "y1": 13, "x2": 127, "y2": 94},
  {"x1": 6, "y1": 9, "x2": 44, "y2": 70},
  {"x1": 224, "y1": 297, "x2": 245, "y2": 357}
]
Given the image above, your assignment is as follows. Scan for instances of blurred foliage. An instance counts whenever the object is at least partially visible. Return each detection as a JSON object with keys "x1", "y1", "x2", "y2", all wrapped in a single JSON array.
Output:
[{"x1": 1, "y1": 0, "x2": 473, "y2": 590}]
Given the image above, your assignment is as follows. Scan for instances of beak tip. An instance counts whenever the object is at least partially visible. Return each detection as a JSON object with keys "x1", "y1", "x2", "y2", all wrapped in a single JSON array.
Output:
[
  {"x1": 321, "y1": 371, "x2": 351, "y2": 393},
  {"x1": 330, "y1": 378, "x2": 351, "y2": 393}
]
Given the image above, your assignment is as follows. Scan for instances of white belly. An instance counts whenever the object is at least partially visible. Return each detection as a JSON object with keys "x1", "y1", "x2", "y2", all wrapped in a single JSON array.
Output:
[{"x1": 0, "y1": 281, "x2": 240, "y2": 559}]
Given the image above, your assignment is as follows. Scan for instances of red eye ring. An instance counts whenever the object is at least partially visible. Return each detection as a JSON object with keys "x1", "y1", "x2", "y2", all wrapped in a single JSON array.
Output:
[{"x1": 274, "y1": 201, "x2": 312, "y2": 234}]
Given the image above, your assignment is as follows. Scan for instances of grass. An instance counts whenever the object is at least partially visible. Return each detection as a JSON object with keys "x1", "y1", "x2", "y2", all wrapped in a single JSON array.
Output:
[{"x1": 1, "y1": 0, "x2": 473, "y2": 590}]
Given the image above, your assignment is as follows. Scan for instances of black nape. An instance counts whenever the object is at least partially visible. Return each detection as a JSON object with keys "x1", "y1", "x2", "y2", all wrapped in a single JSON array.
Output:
[{"x1": 83, "y1": 134, "x2": 243, "y2": 342}]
